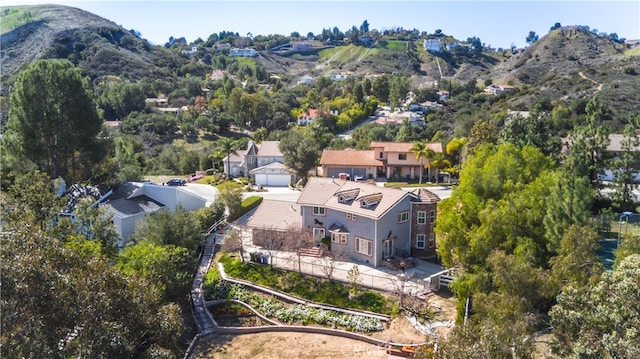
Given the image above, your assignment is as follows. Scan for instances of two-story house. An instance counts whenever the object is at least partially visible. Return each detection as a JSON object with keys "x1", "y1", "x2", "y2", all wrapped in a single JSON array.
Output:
[
  {"x1": 295, "y1": 177, "x2": 440, "y2": 267},
  {"x1": 320, "y1": 141, "x2": 443, "y2": 181},
  {"x1": 223, "y1": 141, "x2": 294, "y2": 186}
]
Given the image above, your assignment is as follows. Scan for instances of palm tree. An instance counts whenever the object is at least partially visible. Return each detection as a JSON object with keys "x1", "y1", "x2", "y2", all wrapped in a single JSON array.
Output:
[
  {"x1": 431, "y1": 153, "x2": 451, "y2": 184},
  {"x1": 217, "y1": 138, "x2": 239, "y2": 179},
  {"x1": 410, "y1": 141, "x2": 435, "y2": 184},
  {"x1": 208, "y1": 150, "x2": 225, "y2": 172}
]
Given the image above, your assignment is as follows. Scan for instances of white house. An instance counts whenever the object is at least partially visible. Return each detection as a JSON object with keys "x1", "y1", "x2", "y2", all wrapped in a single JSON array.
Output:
[
  {"x1": 99, "y1": 182, "x2": 207, "y2": 246},
  {"x1": 297, "y1": 75, "x2": 315, "y2": 85},
  {"x1": 230, "y1": 48, "x2": 257, "y2": 57},
  {"x1": 423, "y1": 39, "x2": 441, "y2": 53}
]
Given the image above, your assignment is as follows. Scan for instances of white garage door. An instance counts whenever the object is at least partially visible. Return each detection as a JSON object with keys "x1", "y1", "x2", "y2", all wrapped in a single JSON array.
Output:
[{"x1": 255, "y1": 174, "x2": 291, "y2": 187}]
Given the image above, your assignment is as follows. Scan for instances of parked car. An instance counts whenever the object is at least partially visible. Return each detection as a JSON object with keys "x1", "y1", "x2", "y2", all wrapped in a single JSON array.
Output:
[
  {"x1": 189, "y1": 174, "x2": 205, "y2": 182},
  {"x1": 167, "y1": 178, "x2": 186, "y2": 186}
]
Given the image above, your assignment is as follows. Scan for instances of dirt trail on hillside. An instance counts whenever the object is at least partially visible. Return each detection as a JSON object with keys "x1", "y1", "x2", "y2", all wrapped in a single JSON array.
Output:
[{"x1": 578, "y1": 71, "x2": 603, "y2": 91}]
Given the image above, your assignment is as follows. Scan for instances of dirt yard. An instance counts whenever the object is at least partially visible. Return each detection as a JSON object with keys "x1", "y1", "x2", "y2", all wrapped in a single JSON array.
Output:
[{"x1": 190, "y1": 293, "x2": 457, "y2": 359}]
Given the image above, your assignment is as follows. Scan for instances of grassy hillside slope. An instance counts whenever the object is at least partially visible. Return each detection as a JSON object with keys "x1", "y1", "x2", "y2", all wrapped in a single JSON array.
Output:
[{"x1": 1, "y1": 5, "x2": 186, "y2": 88}]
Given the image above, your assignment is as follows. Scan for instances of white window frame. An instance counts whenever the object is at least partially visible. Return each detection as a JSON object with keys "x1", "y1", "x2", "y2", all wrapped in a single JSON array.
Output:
[
  {"x1": 429, "y1": 210, "x2": 436, "y2": 223},
  {"x1": 398, "y1": 211, "x2": 409, "y2": 223},
  {"x1": 312, "y1": 206, "x2": 326, "y2": 216},
  {"x1": 416, "y1": 234, "x2": 426, "y2": 249},
  {"x1": 312, "y1": 227, "x2": 325, "y2": 239},
  {"x1": 331, "y1": 232, "x2": 348, "y2": 244},
  {"x1": 428, "y1": 232, "x2": 435, "y2": 248},
  {"x1": 355, "y1": 237, "x2": 373, "y2": 256},
  {"x1": 417, "y1": 211, "x2": 427, "y2": 225},
  {"x1": 346, "y1": 213, "x2": 357, "y2": 221}
]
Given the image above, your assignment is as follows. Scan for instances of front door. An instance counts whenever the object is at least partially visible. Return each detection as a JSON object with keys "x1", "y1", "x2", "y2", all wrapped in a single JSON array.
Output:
[{"x1": 383, "y1": 239, "x2": 393, "y2": 259}]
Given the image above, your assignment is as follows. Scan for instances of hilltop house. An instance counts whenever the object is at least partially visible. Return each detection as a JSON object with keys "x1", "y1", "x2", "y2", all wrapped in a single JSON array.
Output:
[
  {"x1": 423, "y1": 39, "x2": 442, "y2": 53},
  {"x1": 223, "y1": 141, "x2": 294, "y2": 186},
  {"x1": 292, "y1": 177, "x2": 440, "y2": 266},
  {"x1": 320, "y1": 141, "x2": 444, "y2": 181},
  {"x1": 230, "y1": 48, "x2": 257, "y2": 57},
  {"x1": 484, "y1": 84, "x2": 515, "y2": 95}
]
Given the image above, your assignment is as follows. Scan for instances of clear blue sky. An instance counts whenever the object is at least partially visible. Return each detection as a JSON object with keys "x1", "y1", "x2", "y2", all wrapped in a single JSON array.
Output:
[{"x1": 6, "y1": 1, "x2": 640, "y2": 48}]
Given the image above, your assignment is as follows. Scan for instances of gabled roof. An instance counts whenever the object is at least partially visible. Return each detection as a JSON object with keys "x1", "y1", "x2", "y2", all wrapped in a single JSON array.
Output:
[
  {"x1": 103, "y1": 196, "x2": 164, "y2": 218},
  {"x1": 256, "y1": 141, "x2": 284, "y2": 157},
  {"x1": 247, "y1": 199, "x2": 301, "y2": 231},
  {"x1": 223, "y1": 150, "x2": 247, "y2": 163},
  {"x1": 248, "y1": 161, "x2": 293, "y2": 174},
  {"x1": 297, "y1": 177, "x2": 411, "y2": 219},
  {"x1": 300, "y1": 109, "x2": 320, "y2": 118},
  {"x1": 410, "y1": 188, "x2": 441, "y2": 204},
  {"x1": 320, "y1": 149, "x2": 383, "y2": 166},
  {"x1": 370, "y1": 141, "x2": 443, "y2": 153}
]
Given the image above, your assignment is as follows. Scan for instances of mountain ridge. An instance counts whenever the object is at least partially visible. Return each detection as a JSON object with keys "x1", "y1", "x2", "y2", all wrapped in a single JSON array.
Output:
[{"x1": 2, "y1": 4, "x2": 639, "y2": 120}]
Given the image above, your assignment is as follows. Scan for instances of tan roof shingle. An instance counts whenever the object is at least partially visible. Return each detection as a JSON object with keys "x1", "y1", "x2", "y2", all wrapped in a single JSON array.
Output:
[
  {"x1": 320, "y1": 150, "x2": 384, "y2": 166},
  {"x1": 247, "y1": 199, "x2": 301, "y2": 231},
  {"x1": 297, "y1": 177, "x2": 412, "y2": 219},
  {"x1": 257, "y1": 141, "x2": 284, "y2": 157}
]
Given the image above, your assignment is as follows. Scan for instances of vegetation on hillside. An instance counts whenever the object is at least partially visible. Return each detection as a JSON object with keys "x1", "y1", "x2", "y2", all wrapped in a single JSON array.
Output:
[{"x1": 1, "y1": 5, "x2": 639, "y2": 357}]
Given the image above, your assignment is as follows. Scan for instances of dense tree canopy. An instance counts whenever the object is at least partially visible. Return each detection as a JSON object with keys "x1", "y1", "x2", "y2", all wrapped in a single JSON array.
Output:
[
  {"x1": 4, "y1": 59, "x2": 103, "y2": 182},
  {"x1": 550, "y1": 254, "x2": 640, "y2": 358}
]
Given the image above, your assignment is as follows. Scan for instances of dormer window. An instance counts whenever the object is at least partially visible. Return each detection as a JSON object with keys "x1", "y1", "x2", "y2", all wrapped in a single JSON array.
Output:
[
  {"x1": 358, "y1": 193, "x2": 383, "y2": 208},
  {"x1": 335, "y1": 188, "x2": 360, "y2": 204}
]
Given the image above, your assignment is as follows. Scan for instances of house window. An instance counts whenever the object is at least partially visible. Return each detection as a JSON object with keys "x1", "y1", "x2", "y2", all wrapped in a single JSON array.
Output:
[
  {"x1": 416, "y1": 234, "x2": 426, "y2": 249},
  {"x1": 379, "y1": 152, "x2": 384, "y2": 159},
  {"x1": 346, "y1": 213, "x2": 357, "y2": 221},
  {"x1": 313, "y1": 206, "x2": 326, "y2": 216},
  {"x1": 355, "y1": 237, "x2": 373, "y2": 256},
  {"x1": 312, "y1": 227, "x2": 325, "y2": 239},
  {"x1": 417, "y1": 211, "x2": 427, "y2": 225},
  {"x1": 428, "y1": 233, "x2": 435, "y2": 248},
  {"x1": 331, "y1": 232, "x2": 348, "y2": 244},
  {"x1": 247, "y1": 156, "x2": 255, "y2": 164},
  {"x1": 398, "y1": 211, "x2": 409, "y2": 223},
  {"x1": 429, "y1": 210, "x2": 436, "y2": 223},
  {"x1": 399, "y1": 153, "x2": 407, "y2": 160}
]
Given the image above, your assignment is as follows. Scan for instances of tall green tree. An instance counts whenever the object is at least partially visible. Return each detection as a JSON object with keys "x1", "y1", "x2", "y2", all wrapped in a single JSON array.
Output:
[
  {"x1": 549, "y1": 225, "x2": 603, "y2": 290},
  {"x1": 525, "y1": 31, "x2": 539, "y2": 44},
  {"x1": 410, "y1": 141, "x2": 434, "y2": 184},
  {"x1": 567, "y1": 97, "x2": 611, "y2": 187},
  {"x1": 130, "y1": 206, "x2": 202, "y2": 254},
  {"x1": 498, "y1": 112, "x2": 561, "y2": 158},
  {"x1": 611, "y1": 122, "x2": 640, "y2": 210},
  {"x1": 543, "y1": 164, "x2": 593, "y2": 254},
  {"x1": 388, "y1": 75, "x2": 409, "y2": 110},
  {"x1": 279, "y1": 128, "x2": 319, "y2": 183},
  {"x1": 217, "y1": 137, "x2": 239, "y2": 179},
  {"x1": 466, "y1": 120, "x2": 499, "y2": 156},
  {"x1": 118, "y1": 241, "x2": 195, "y2": 301},
  {"x1": 4, "y1": 59, "x2": 103, "y2": 182}
]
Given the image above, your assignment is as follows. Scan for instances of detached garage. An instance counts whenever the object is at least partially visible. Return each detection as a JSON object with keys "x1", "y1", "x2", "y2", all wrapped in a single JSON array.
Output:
[{"x1": 250, "y1": 162, "x2": 293, "y2": 187}]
